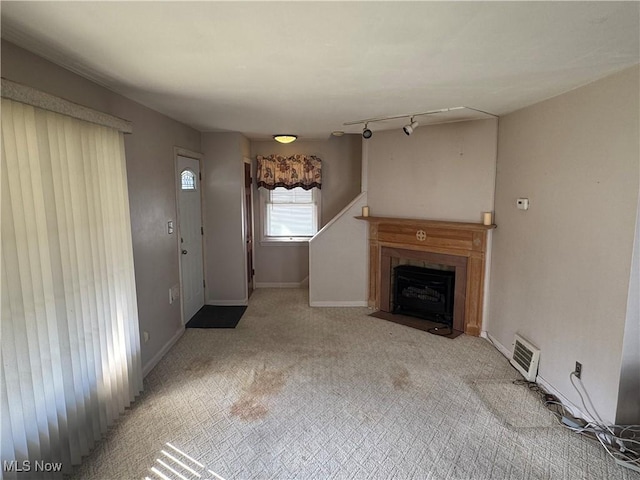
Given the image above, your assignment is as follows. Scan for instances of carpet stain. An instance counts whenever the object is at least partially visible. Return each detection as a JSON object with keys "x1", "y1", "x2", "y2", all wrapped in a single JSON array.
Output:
[
  {"x1": 391, "y1": 366, "x2": 412, "y2": 390},
  {"x1": 184, "y1": 356, "x2": 214, "y2": 377},
  {"x1": 229, "y1": 398, "x2": 269, "y2": 421},
  {"x1": 230, "y1": 367, "x2": 287, "y2": 421},
  {"x1": 247, "y1": 368, "x2": 287, "y2": 397}
]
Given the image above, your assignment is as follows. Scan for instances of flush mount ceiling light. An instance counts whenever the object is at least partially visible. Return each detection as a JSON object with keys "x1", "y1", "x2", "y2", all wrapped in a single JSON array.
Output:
[
  {"x1": 344, "y1": 106, "x2": 498, "y2": 138},
  {"x1": 273, "y1": 135, "x2": 297, "y2": 144},
  {"x1": 403, "y1": 117, "x2": 419, "y2": 136}
]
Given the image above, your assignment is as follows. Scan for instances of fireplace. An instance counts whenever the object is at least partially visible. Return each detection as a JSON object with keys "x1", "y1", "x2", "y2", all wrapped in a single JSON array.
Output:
[
  {"x1": 393, "y1": 265, "x2": 455, "y2": 325},
  {"x1": 381, "y1": 248, "x2": 467, "y2": 332},
  {"x1": 357, "y1": 216, "x2": 495, "y2": 335}
]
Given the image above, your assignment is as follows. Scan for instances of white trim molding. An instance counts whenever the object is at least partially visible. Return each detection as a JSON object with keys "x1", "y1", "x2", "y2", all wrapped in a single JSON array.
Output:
[
  {"x1": 143, "y1": 326, "x2": 185, "y2": 377},
  {"x1": 482, "y1": 331, "x2": 592, "y2": 423},
  {"x1": 207, "y1": 299, "x2": 249, "y2": 306},
  {"x1": 482, "y1": 331, "x2": 512, "y2": 358},
  {"x1": 174, "y1": 146, "x2": 203, "y2": 159},
  {"x1": 310, "y1": 301, "x2": 368, "y2": 307},
  {"x1": 254, "y1": 282, "x2": 304, "y2": 288},
  {"x1": 536, "y1": 375, "x2": 594, "y2": 424},
  {"x1": 310, "y1": 192, "x2": 367, "y2": 243}
]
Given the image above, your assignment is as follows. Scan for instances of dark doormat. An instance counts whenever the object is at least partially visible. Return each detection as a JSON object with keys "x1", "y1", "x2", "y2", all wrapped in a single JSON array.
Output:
[
  {"x1": 186, "y1": 305, "x2": 247, "y2": 329},
  {"x1": 369, "y1": 310, "x2": 463, "y2": 339}
]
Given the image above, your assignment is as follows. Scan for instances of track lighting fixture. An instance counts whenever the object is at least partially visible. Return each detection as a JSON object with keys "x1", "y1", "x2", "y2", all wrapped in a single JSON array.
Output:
[
  {"x1": 403, "y1": 117, "x2": 419, "y2": 136},
  {"x1": 362, "y1": 123, "x2": 372, "y2": 139},
  {"x1": 344, "y1": 106, "x2": 498, "y2": 138}
]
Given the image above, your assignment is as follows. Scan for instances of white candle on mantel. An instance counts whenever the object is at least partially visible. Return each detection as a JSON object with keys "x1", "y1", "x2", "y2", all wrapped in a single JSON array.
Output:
[
  {"x1": 483, "y1": 212, "x2": 493, "y2": 225},
  {"x1": 362, "y1": 206, "x2": 370, "y2": 217}
]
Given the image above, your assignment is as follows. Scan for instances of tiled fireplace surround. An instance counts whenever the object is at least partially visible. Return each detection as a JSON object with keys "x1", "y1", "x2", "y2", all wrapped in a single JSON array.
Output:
[{"x1": 358, "y1": 216, "x2": 495, "y2": 336}]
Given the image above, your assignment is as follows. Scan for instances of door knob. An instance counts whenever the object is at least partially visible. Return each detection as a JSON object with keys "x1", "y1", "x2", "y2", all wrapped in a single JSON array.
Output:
[{"x1": 181, "y1": 249, "x2": 188, "y2": 255}]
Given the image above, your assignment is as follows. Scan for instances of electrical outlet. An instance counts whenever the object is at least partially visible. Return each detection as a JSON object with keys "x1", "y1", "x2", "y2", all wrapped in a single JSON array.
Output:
[
  {"x1": 143, "y1": 331, "x2": 150, "y2": 343},
  {"x1": 574, "y1": 361, "x2": 582, "y2": 379}
]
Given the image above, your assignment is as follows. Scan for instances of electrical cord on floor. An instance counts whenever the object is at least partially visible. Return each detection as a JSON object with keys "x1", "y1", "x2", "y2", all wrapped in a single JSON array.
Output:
[
  {"x1": 566, "y1": 372, "x2": 639, "y2": 469},
  {"x1": 513, "y1": 376, "x2": 640, "y2": 470},
  {"x1": 512, "y1": 379, "x2": 547, "y2": 396},
  {"x1": 569, "y1": 372, "x2": 611, "y2": 433}
]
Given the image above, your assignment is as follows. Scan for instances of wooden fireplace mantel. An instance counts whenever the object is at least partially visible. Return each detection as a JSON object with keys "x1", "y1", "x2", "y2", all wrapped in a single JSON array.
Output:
[{"x1": 357, "y1": 216, "x2": 495, "y2": 336}]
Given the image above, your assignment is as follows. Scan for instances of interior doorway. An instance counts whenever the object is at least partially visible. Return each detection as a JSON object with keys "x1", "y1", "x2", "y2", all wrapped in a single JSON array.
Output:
[{"x1": 177, "y1": 154, "x2": 205, "y2": 323}]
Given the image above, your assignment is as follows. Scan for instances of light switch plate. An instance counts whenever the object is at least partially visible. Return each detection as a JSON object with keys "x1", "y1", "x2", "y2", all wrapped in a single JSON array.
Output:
[{"x1": 169, "y1": 284, "x2": 180, "y2": 304}]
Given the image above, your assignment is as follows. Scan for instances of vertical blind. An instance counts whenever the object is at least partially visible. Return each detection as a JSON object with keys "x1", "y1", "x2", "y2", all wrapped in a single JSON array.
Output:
[{"x1": 1, "y1": 98, "x2": 142, "y2": 477}]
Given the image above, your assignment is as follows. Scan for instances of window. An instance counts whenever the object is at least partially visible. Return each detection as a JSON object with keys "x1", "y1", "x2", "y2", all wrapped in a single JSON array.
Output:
[
  {"x1": 262, "y1": 187, "x2": 320, "y2": 242},
  {"x1": 181, "y1": 169, "x2": 197, "y2": 190}
]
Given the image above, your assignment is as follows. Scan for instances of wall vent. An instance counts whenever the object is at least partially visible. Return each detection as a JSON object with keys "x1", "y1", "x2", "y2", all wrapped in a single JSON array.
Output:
[{"x1": 510, "y1": 334, "x2": 540, "y2": 382}]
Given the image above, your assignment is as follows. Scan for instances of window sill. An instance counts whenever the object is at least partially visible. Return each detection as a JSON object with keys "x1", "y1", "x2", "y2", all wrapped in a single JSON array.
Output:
[{"x1": 260, "y1": 237, "x2": 311, "y2": 247}]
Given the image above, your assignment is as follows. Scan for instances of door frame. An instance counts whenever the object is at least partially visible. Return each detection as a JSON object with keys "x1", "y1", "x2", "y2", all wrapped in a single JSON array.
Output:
[
  {"x1": 242, "y1": 157, "x2": 255, "y2": 300},
  {"x1": 174, "y1": 147, "x2": 205, "y2": 326}
]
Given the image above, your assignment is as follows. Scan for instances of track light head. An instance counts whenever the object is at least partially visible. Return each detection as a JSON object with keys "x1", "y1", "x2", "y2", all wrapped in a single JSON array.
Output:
[
  {"x1": 362, "y1": 123, "x2": 372, "y2": 139},
  {"x1": 403, "y1": 118, "x2": 419, "y2": 136}
]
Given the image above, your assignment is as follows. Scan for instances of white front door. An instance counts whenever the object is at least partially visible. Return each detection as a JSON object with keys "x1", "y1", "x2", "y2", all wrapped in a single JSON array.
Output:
[{"x1": 177, "y1": 155, "x2": 205, "y2": 323}]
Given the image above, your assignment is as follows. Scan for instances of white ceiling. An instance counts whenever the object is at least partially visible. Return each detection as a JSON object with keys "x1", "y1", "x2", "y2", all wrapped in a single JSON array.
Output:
[{"x1": 2, "y1": 1, "x2": 639, "y2": 140}]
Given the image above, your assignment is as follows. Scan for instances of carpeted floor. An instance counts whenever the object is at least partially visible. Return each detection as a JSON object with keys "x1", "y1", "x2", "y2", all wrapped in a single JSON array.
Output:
[
  {"x1": 369, "y1": 310, "x2": 463, "y2": 339},
  {"x1": 69, "y1": 289, "x2": 639, "y2": 480}
]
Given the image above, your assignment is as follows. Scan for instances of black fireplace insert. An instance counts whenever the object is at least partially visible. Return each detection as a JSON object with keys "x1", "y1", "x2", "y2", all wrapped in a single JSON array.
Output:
[{"x1": 393, "y1": 265, "x2": 455, "y2": 326}]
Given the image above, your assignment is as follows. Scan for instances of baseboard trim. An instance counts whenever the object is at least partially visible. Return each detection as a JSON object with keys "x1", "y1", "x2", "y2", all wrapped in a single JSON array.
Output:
[
  {"x1": 142, "y1": 326, "x2": 184, "y2": 378},
  {"x1": 254, "y1": 282, "x2": 303, "y2": 288},
  {"x1": 483, "y1": 331, "x2": 512, "y2": 359},
  {"x1": 536, "y1": 374, "x2": 593, "y2": 423},
  {"x1": 207, "y1": 299, "x2": 248, "y2": 306},
  {"x1": 310, "y1": 301, "x2": 368, "y2": 307},
  {"x1": 482, "y1": 331, "x2": 593, "y2": 423}
]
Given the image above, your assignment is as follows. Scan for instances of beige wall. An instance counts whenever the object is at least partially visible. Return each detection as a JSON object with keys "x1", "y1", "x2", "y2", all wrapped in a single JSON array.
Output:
[
  {"x1": 309, "y1": 192, "x2": 369, "y2": 306},
  {"x1": 617, "y1": 196, "x2": 639, "y2": 424},
  {"x1": 489, "y1": 66, "x2": 639, "y2": 423},
  {"x1": 202, "y1": 132, "x2": 250, "y2": 304},
  {"x1": 250, "y1": 135, "x2": 362, "y2": 285},
  {"x1": 2, "y1": 41, "x2": 202, "y2": 372},
  {"x1": 367, "y1": 119, "x2": 498, "y2": 222}
]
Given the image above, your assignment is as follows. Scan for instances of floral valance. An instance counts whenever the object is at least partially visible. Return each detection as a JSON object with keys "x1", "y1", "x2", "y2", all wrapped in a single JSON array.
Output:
[{"x1": 256, "y1": 154, "x2": 322, "y2": 190}]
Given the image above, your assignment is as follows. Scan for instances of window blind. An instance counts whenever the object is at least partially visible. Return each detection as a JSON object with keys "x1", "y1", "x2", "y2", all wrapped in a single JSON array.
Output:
[
  {"x1": 1, "y1": 98, "x2": 142, "y2": 478},
  {"x1": 266, "y1": 188, "x2": 317, "y2": 237}
]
